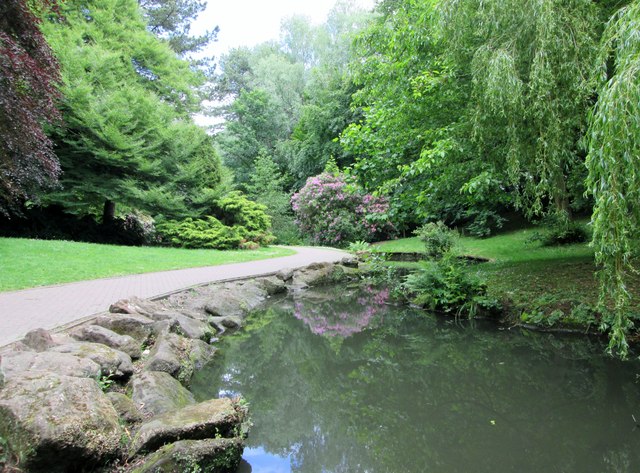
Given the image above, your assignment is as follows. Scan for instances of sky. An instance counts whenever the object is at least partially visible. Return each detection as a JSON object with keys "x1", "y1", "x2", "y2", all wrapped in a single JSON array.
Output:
[{"x1": 192, "y1": 0, "x2": 376, "y2": 60}]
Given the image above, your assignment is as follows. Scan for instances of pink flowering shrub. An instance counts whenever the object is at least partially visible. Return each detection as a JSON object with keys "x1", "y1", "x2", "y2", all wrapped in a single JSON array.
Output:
[{"x1": 291, "y1": 172, "x2": 395, "y2": 246}]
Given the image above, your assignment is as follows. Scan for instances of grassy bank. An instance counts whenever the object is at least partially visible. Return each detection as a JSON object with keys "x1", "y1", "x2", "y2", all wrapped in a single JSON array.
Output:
[
  {"x1": 376, "y1": 228, "x2": 618, "y2": 326},
  {"x1": 0, "y1": 238, "x2": 295, "y2": 291}
]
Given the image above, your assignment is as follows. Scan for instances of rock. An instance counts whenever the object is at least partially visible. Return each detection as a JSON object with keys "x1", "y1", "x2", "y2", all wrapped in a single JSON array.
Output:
[
  {"x1": 22, "y1": 328, "x2": 55, "y2": 352},
  {"x1": 94, "y1": 313, "x2": 155, "y2": 342},
  {"x1": 257, "y1": 276, "x2": 287, "y2": 295},
  {"x1": 109, "y1": 296, "x2": 163, "y2": 317},
  {"x1": 131, "y1": 371, "x2": 195, "y2": 417},
  {"x1": 341, "y1": 256, "x2": 359, "y2": 268},
  {"x1": 71, "y1": 324, "x2": 142, "y2": 359},
  {"x1": 131, "y1": 438, "x2": 244, "y2": 473},
  {"x1": 190, "y1": 340, "x2": 216, "y2": 371},
  {"x1": 151, "y1": 319, "x2": 179, "y2": 337},
  {"x1": 275, "y1": 268, "x2": 294, "y2": 282},
  {"x1": 20, "y1": 329, "x2": 74, "y2": 352},
  {"x1": 130, "y1": 398, "x2": 245, "y2": 455},
  {"x1": 150, "y1": 311, "x2": 215, "y2": 341},
  {"x1": 0, "y1": 371, "x2": 122, "y2": 472},
  {"x1": 50, "y1": 342, "x2": 134, "y2": 379},
  {"x1": 145, "y1": 333, "x2": 188, "y2": 379},
  {"x1": 178, "y1": 308, "x2": 210, "y2": 322},
  {"x1": 0, "y1": 351, "x2": 101, "y2": 385},
  {"x1": 208, "y1": 316, "x2": 242, "y2": 333},
  {"x1": 292, "y1": 262, "x2": 345, "y2": 288},
  {"x1": 106, "y1": 392, "x2": 143, "y2": 424},
  {"x1": 203, "y1": 280, "x2": 267, "y2": 319}
]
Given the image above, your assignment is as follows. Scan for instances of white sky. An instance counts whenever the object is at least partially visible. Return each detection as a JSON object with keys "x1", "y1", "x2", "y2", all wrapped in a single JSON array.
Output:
[{"x1": 192, "y1": 0, "x2": 376, "y2": 59}]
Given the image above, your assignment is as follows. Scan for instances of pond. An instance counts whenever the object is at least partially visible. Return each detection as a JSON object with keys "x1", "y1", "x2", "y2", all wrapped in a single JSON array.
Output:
[{"x1": 190, "y1": 283, "x2": 640, "y2": 473}]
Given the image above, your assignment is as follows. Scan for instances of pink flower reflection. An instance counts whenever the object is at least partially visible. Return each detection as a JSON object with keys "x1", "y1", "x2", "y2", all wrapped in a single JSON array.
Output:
[{"x1": 293, "y1": 286, "x2": 390, "y2": 338}]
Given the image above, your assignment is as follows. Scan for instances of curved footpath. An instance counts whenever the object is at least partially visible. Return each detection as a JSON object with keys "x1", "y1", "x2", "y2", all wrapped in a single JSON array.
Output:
[{"x1": 0, "y1": 246, "x2": 348, "y2": 347}]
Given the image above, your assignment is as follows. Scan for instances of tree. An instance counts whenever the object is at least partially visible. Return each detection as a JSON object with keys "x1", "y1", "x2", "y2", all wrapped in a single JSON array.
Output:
[
  {"x1": 438, "y1": 0, "x2": 600, "y2": 218},
  {"x1": 0, "y1": 0, "x2": 61, "y2": 213},
  {"x1": 341, "y1": 0, "x2": 488, "y2": 232},
  {"x1": 586, "y1": 0, "x2": 640, "y2": 356},
  {"x1": 41, "y1": 0, "x2": 218, "y2": 221},
  {"x1": 138, "y1": 0, "x2": 218, "y2": 56},
  {"x1": 212, "y1": 3, "x2": 371, "y2": 193},
  {"x1": 246, "y1": 154, "x2": 299, "y2": 244},
  {"x1": 217, "y1": 89, "x2": 289, "y2": 187}
]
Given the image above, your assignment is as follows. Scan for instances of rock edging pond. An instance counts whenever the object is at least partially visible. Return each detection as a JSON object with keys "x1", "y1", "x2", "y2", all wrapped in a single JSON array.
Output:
[{"x1": 0, "y1": 258, "x2": 359, "y2": 473}]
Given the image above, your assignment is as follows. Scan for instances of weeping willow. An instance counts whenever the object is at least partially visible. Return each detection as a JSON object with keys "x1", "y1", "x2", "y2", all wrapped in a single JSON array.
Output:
[
  {"x1": 586, "y1": 0, "x2": 640, "y2": 356},
  {"x1": 438, "y1": 0, "x2": 600, "y2": 217}
]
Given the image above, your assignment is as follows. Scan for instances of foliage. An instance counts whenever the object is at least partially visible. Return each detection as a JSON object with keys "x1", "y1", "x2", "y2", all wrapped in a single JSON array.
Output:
[
  {"x1": 41, "y1": 0, "x2": 217, "y2": 221},
  {"x1": 139, "y1": 0, "x2": 218, "y2": 56},
  {"x1": 213, "y1": 3, "x2": 371, "y2": 190},
  {"x1": 0, "y1": 0, "x2": 61, "y2": 213},
  {"x1": 438, "y1": 0, "x2": 600, "y2": 217},
  {"x1": 519, "y1": 299, "x2": 599, "y2": 329},
  {"x1": 0, "y1": 205, "x2": 158, "y2": 245},
  {"x1": 586, "y1": 0, "x2": 640, "y2": 357},
  {"x1": 217, "y1": 88, "x2": 289, "y2": 187},
  {"x1": 403, "y1": 256, "x2": 500, "y2": 318},
  {"x1": 529, "y1": 216, "x2": 590, "y2": 247},
  {"x1": 156, "y1": 217, "x2": 241, "y2": 249},
  {"x1": 414, "y1": 221, "x2": 458, "y2": 259},
  {"x1": 246, "y1": 154, "x2": 300, "y2": 245},
  {"x1": 216, "y1": 192, "x2": 270, "y2": 231},
  {"x1": 291, "y1": 172, "x2": 395, "y2": 246},
  {"x1": 157, "y1": 192, "x2": 274, "y2": 249},
  {"x1": 347, "y1": 240, "x2": 371, "y2": 254},
  {"x1": 96, "y1": 373, "x2": 115, "y2": 392},
  {"x1": 340, "y1": 0, "x2": 509, "y2": 233}
]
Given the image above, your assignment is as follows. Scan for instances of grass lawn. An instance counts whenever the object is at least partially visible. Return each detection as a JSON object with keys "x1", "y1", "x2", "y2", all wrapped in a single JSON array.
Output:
[
  {"x1": 0, "y1": 238, "x2": 296, "y2": 292},
  {"x1": 376, "y1": 228, "x2": 609, "y2": 314}
]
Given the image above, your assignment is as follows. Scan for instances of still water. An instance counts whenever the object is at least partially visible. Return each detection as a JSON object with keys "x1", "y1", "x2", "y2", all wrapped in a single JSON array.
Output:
[{"x1": 191, "y1": 284, "x2": 640, "y2": 473}]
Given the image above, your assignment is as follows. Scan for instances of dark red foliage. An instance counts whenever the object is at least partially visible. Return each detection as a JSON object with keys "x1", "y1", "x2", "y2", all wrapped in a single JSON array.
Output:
[{"x1": 0, "y1": 0, "x2": 61, "y2": 213}]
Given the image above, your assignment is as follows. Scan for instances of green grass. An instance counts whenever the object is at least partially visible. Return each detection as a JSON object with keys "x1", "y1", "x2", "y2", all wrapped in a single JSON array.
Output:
[
  {"x1": 376, "y1": 229, "x2": 593, "y2": 263},
  {"x1": 0, "y1": 238, "x2": 296, "y2": 292},
  {"x1": 376, "y1": 228, "x2": 606, "y2": 315}
]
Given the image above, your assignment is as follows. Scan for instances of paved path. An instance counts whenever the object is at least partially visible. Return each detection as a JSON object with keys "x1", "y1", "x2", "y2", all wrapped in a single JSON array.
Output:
[{"x1": 0, "y1": 246, "x2": 348, "y2": 347}]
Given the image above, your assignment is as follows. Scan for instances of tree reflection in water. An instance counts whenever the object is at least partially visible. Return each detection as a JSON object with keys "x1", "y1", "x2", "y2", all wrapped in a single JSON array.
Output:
[{"x1": 190, "y1": 284, "x2": 640, "y2": 473}]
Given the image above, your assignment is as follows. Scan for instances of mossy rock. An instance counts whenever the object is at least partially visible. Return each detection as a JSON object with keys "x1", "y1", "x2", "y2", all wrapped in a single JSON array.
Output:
[
  {"x1": 130, "y1": 398, "x2": 246, "y2": 455},
  {"x1": 131, "y1": 371, "x2": 195, "y2": 417},
  {"x1": 0, "y1": 371, "x2": 122, "y2": 472},
  {"x1": 130, "y1": 438, "x2": 243, "y2": 473}
]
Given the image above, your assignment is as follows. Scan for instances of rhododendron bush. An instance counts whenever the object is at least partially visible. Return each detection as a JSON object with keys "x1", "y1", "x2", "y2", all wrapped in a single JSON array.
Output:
[{"x1": 291, "y1": 172, "x2": 395, "y2": 246}]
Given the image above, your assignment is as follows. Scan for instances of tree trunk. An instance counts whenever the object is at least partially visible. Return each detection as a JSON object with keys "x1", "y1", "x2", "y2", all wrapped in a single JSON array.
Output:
[
  {"x1": 102, "y1": 199, "x2": 116, "y2": 225},
  {"x1": 553, "y1": 174, "x2": 572, "y2": 220}
]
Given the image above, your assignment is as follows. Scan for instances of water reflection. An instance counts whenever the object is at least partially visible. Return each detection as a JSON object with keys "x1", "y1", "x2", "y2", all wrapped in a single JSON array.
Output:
[
  {"x1": 293, "y1": 284, "x2": 389, "y2": 337},
  {"x1": 190, "y1": 284, "x2": 640, "y2": 473}
]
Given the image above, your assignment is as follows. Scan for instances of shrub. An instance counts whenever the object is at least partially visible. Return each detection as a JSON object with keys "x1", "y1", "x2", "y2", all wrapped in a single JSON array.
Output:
[
  {"x1": 291, "y1": 172, "x2": 395, "y2": 246},
  {"x1": 157, "y1": 192, "x2": 276, "y2": 250},
  {"x1": 528, "y1": 214, "x2": 590, "y2": 246},
  {"x1": 403, "y1": 257, "x2": 500, "y2": 317},
  {"x1": 156, "y1": 217, "x2": 243, "y2": 249},
  {"x1": 541, "y1": 221, "x2": 590, "y2": 246},
  {"x1": 414, "y1": 221, "x2": 458, "y2": 259},
  {"x1": 463, "y1": 209, "x2": 506, "y2": 237},
  {"x1": 216, "y1": 191, "x2": 271, "y2": 233}
]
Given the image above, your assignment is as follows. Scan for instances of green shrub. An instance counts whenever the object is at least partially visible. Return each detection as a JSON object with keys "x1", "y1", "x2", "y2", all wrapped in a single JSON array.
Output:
[
  {"x1": 403, "y1": 257, "x2": 500, "y2": 317},
  {"x1": 414, "y1": 221, "x2": 458, "y2": 258},
  {"x1": 156, "y1": 192, "x2": 276, "y2": 249},
  {"x1": 529, "y1": 214, "x2": 590, "y2": 246},
  {"x1": 217, "y1": 191, "x2": 271, "y2": 233},
  {"x1": 541, "y1": 221, "x2": 590, "y2": 246},
  {"x1": 156, "y1": 217, "x2": 243, "y2": 249}
]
